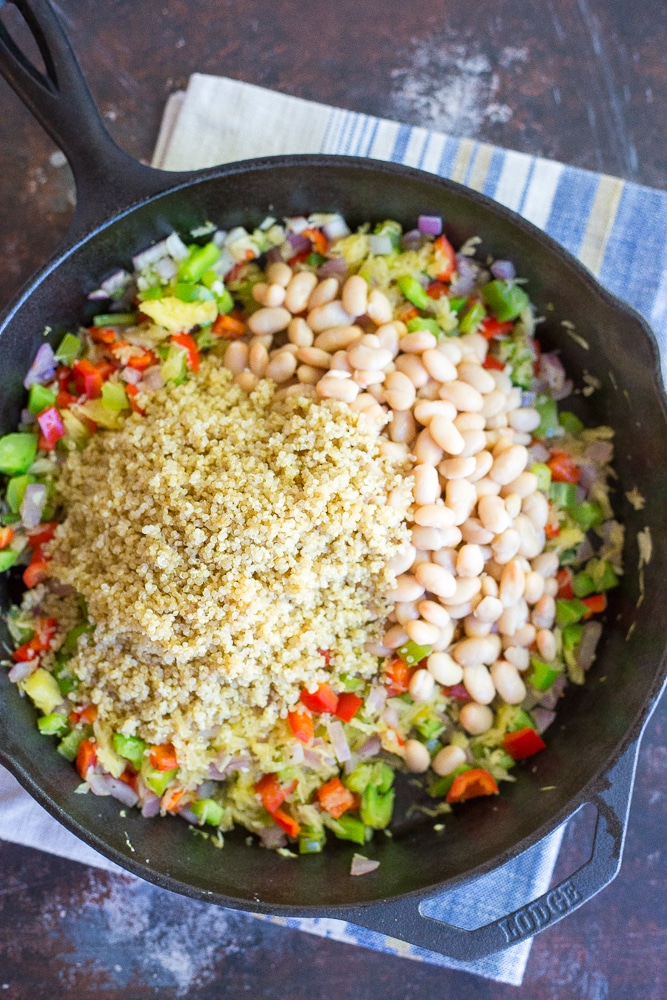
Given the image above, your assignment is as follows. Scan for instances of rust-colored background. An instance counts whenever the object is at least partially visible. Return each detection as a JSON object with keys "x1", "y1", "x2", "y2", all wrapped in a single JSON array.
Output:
[{"x1": 0, "y1": 1, "x2": 665, "y2": 997}]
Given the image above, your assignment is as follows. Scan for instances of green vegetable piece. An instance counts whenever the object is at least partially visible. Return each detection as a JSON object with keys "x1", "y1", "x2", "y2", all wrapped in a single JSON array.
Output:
[
  {"x1": 0, "y1": 433, "x2": 38, "y2": 476},
  {"x1": 178, "y1": 242, "x2": 221, "y2": 283},
  {"x1": 458, "y1": 300, "x2": 486, "y2": 335},
  {"x1": 0, "y1": 512, "x2": 21, "y2": 526},
  {"x1": 215, "y1": 286, "x2": 234, "y2": 315},
  {"x1": 92, "y1": 313, "x2": 138, "y2": 327},
  {"x1": 559, "y1": 411, "x2": 584, "y2": 435},
  {"x1": 413, "y1": 714, "x2": 445, "y2": 740},
  {"x1": 530, "y1": 462, "x2": 552, "y2": 491},
  {"x1": 6, "y1": 473, "x2": 36, "y2": 513},
  {"x1": 61, "y1": 621, "x2": 94, "y2": 655},
  {"x1": 429, "y1": 763, "x2": 471, "y2": 799},
  {"x1": 54, "y1": 333, "x2": 81, "y2": 365},
  {"x1": 373, "y1": 219, "x2": 402, "y2": 249},
  {"x1": 173, "y1": 282, "x2": 214, "y2": 303},
  {"x1": 527, "y1": 657, "x2": 562, "y2": 692},
  {"x1": 534, "y1": 394, "x2": 560, "y2": 439},
  {"x1": 101, "y1": 381, "x2": 129, "y2": 411},
  {"x1": 160, "y1": 344, "x2": 188, "y2": 385},
  {"x1": 562, "y1": 623, "x2": 585, "y2": 653},
  {"x1": 0, "y1": 549, "x2": 18, "y2": 572},
  {"x1": 194, "y1": 328, "x2": 217, "y2": 351},
  {"x1": 57, "y1": 727, "x2": 91, "y2": 762},
  {"x1": 406, "y1": 317, "x2": 441, "y2": 336},
  {"x1": 28, "y1": 384, "x2": 57, "y2": 416},
  {"x1": 191, "y1": 797, "x2": 225, "y2": 826},
  {"x1": 572, "y1": 572, "x2": 596, "y2": 598},
  {"x1": 360, "y1": 785, "x2": 395, "y2": 829},
  {"x1": 507, "y1": 708, "x2": 536, "y2": 732},
  {"x1": 38, "y1": 713, "x2": 69, "y2": 736},
  {"x1": 550, "y1": 481, "x2": 577, "y2": 509},
  {"x1": 113, "y1": 733, "x2": 147, "y2": 768},
  {"x1": 53, "y1": 656, "x2": 80, "y2": 696},
  {"x1": 556, "y1": 598, "x2": 588, "y2": 628},
  {"x1": 140, "y1": 286, "x2": 164, "y2": 301},
  {"x1": 589, "y1": 558, "x2": 619, "y2": 591},
  {"x1": 331, "y1": 815, "x2": 367, "y2": 845},
  {"x1": 145, "y1": 767, "x2": 178, "y2": 796},
  {"x1": 299, "y1": 829, "x2": 326, "y2": 854},
  {"x1": 374, "y1": 761, "x2": 394, "y2": 794},
  {"x1": 396, "y1": 640, "x2": 432, "y2": 666},
  {"x1": 572, "y1": 501, "x2": 604, "y2": 530},
  {"x1": 481, "y1": 280, "x2": 529, "y2": 322},
  {"x1": 397, "y1": 275, "x2": 431, "y2": 311},
  {"x1": 306, "y1": 253, "x2": 326, "y2": 267},
  {"x1": 447, "y1": 297, "x2": 466, "y2": 313}
]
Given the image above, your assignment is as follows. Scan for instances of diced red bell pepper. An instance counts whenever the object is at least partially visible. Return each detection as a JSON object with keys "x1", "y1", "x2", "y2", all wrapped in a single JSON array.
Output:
[
  {"x1": 383, "y1": 657, "x2": 417, "y2": 697},
  {"x1": 426, "y1": 280, "x2": 448, "y2": 299},
  {"x1": 255, "y1": 773, "x2": 296, "y2": 814},
  {"x1": 502, "y1": 726, "x2": 547, "y2": 761},
  {"x1": 556, "y1": 568, "x2": 574, "y2": 599},
  {"x1": 301, "y1": 227, "x2": 328, "y2": 256},
  {"x1": 56, "y1": 389, "x2": 77, "y2": 409},
  {"x1": 162, "y1": 786, "x2": 188, "y2": 813},
  {"x1": 13, "y1": 616, "x2": 57, "y2": 663},
  {"x1": 72, "y1": 358, "x2": 103, "y2": 399},
  {"x1": 89, "y1": 327, "x2": 116, "y2": 345},
  {"x1": 37, "y1": 406, "x2": 65, "y2": 450},
  {"x1": 149, "y1": 743, "x2": 179, "y2": 771},
  {"x1": 479, "y1": 317, "x2": 514, "y2": 340},
  {"x1": 582, "y1": 593, "x2": 607, "y2": 618},
  {"x1": 95, "y1": 360, "x2": 117, "y2": 381},
  {"x1": 126, "y1": 350, "x2": 158, "y2": 372},
  {"x1": 335, "y1": 692, "x2": 363, "y2": 723},
  {"x1": 27, "y1": 522, "x2": 58, "y2": 550},
  {"x1": 76, "y1": 738, "x2": 97, "y2": 779},
  {"x1": 316, "y1": 777, "x2": 359, "y2": 819},
  {"x1": 118, "y1": 768, "x2": 139, "y2": 791},
  {"x1": 0, "y1": 527, "x2": 14, "y2": 550},
  {"x1": 125, "y1": 384, "x2": 145, "y2": 416},
  {"x1": 171, "y1": 332, "x2": 200, "y2": 372},
  {"x1": 547, "y1": 451, "x2": 580, "y2": 484},
  {"x1": 433, "y1": 235, "x2": 457, "y2": 281},
  {"x1": 271, "y1": 807, "x2": 301, "y2": 838},
  {"x1": 446, "y1": 768, "x2": 499, "y2": 803},
  {"x1": 23, "y1": 559, "x2": 50, "y2": 589},
  {"x1": 482, "y1": 355, "x2": 506, "y2": 370},
  {"x1": 287, "y1": 708, "x2": 315, "y2": 744},
  {"x1": 211, "y1": 313, "x2": 246, "y2": 339},
  {"x1": 300, "y1": 682, "x2": 339, "y2": 715},
  {"x1": 55, "y1": 365, "x2": 74, "y2": 391},
  {"x1": 544, "y1": 515, "x2": 561, "y2": 539}
]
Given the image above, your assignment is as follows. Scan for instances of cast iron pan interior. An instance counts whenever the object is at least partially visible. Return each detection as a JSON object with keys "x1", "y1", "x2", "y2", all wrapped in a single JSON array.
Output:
[{"x1": 1, "y1": 158, "x2": 666, "y2": 912}]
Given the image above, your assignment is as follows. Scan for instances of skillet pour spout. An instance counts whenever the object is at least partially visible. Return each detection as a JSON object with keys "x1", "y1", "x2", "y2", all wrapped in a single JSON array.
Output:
[{"x1": 0, "y1": 0, "x2": 666, "y2": 961}]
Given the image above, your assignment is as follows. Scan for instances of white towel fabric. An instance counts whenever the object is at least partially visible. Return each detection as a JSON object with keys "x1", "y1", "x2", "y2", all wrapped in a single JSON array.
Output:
[{"x1": 5, "y1": 71, "x2": 666, "y2": 985}]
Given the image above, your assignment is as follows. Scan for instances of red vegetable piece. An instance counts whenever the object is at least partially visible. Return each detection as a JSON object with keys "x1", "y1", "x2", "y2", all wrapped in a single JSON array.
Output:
[
  {"x1": 383, "y1": 656, "x2": 416, "y2": 696},
  {"x1": 433, "y1": 235, "x2": 457, "y2": 282},
  {"x1": 441, "y1": 683, "x2": 472, "y2": 702},
  {"x1": 255, "y1": 773, "x2": 296, "y2": 814},
  {"x1": 446, "y1": 768, "x2": 498, "y2": 803},
  {"x1": 479, "y1": 317, "x2": 514, "y2": 340},
  {"x1": 482, "y1": 356, "x2": 505, "y2": 371},
  {"x1": 271, "y1": 807, "x2": 301, "y2": 838},
  {"x1": 27, "y1": 523, "x2": 58, "y2": 549},
  {"x1": 503, "y1": 726, "x2": 547, "y2": 761},
  {"x1": 316, "y1": 777, "x2": 358, "y2": 819},
  {"x1": 171, "y1": 332, "x2": 200, "y2": 372},
  {"x1": 149, "y1": 743, "x2": 179, "y2": 771},
  {"x1": 37, "y1": 406, "x2": 65, "y2": 449},
  {"x1": 72, "y1": 359, "x2": 103, "y2": 399},
  {"x1": 76, "y1": 738, "x2": 97, "y2": 779},
  {"x1": 299, "y1": 682, "x2": 339, "y2": 715},
  {"x1": 582, "y1": 593, "x2": 607, "y2": 618},
  {"x1": 426, "y1": 280, "x2": 448, "y2": 299},
  {"x1": 556, "y1": 568, "x2": 574, "y2": 599},
  {"x1": 287, "y1": 709, "x2": 315, "y2": 744},
  {"x1": 547, "y1": 451, "x2": 580, "y2": 484},
  {"x1": 23, "y1": 560, "x2": 50, "y2": 589},
  {"x1": 0, "y1": 527, "x2": 14, "y2": 550},
  {"x1": 335, "y1": 692, "x2": 363, "y2": 723}
]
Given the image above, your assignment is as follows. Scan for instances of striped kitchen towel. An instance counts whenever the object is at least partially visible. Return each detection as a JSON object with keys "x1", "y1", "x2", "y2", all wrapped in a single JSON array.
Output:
[{"x1": 3, "y1": 73, "x2": 665, "y2": 988}]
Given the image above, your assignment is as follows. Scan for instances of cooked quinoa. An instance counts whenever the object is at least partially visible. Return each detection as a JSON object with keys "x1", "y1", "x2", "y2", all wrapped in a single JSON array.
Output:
[{"x1": 46, "y1": 360, "x2": 411, "y2": 782}]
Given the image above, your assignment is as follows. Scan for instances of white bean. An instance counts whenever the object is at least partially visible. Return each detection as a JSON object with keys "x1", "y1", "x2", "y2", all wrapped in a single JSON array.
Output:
[
  {"x1": 265, "y1": 351, "x2": 297, "y2": 383},
  {"x1": 384, "y1": 371, "x2": 417, "y2": 411},
  {"x1": 439, "y1": 379, "x2": 484, "y2": 412},
  {"x1": 536, "y1": 628, "x2": 557, "y2": 661},
  {"x1": 348, "y1": 343, "x2": 393, "y2": 371},
  {"x1": 411, "y1": 525, "x2": 443, "y2": 550},
  {"x1": 284, "y1": 271, "x2": 318, "y2": 313},
  {"x1": 489, "y1": 445, "x2": 529, "y2": 486},
  {"x1": 503, "y1": 645, "x2": 530, "y2": 671},
  {"x1": 412, "y1": 464, "x2": 440, "y2": 505},
  {"x1": 459, "y1": 429, "x2": 487, "y2": 458},
  {"x1": 422, "y1": 349, "x2": 457, "y2": 383},
  {"x1": 394, "y1": 600, "x2": 420, "y2": 624},
  {"x1": 307, "y1": 277, "x2": 340, "y2": 309},
  {"x1": 387, "y1": 542, "x2": 417, "y2": 577},
  {"x1": 314, "y1": 324, "x2": 362, "y2": 352},
  {"x1": 315, "y1": 375, "x2": 359, "y2": 402},
  {"x1": 383, "y1": 624, "x2": 409, "y2": 649},
  {"x1": 462, "y1": 664, "x2": 496, "y2": 704},
  {"x1": 223, "y1": 340, "x2": 249, "y2": 374},
  {"x1": 399, "y1": 331, "x2": 437, "y2": 354},
  {"x1": 413, "y1": 428, "x2": 445, "y2": 465},
  {"x1": 404, "y1": 739, "x2": 432, "y2": 773},
  {"x1": 457, "y1": 362, "x2": 496, "y2": 394},
  {"x1": 234, "y1": 371, "x2": 258, "y2": 392},
  {"x1": 308, "y1": 300, "x2": 354, "y2": 332},
  {"x1": 501, "y1": 472, "x2": 538, "y2": 499},
  {"x1": 445, "y1": 478, "x2": 477, "y2": 524},
  {"x1": 490, "y1": 660, "x2": 527, "y2": 704},
  {"x1": 509, "y1": 407, "x2": 541, "y2": 433},
  {"x1": 498, "y1": 600, "x2": 529, "y2": 637},
  {"x1": 432, "y1": 744, "x2": 467, "y2": 777},
  {"x1": 413, "y1": 503, "x2": 456, "y2": 529},
  {"x1": 395, "y1": 353, "x2": 430, "y2": 388},
  {"x1": 387, "y1": 574, "x2": 425, "y2": 602},
  {"x1": 524, "y1": 570, "x2": 546, "y2": 604},
  {"x1": 341, "y1": 274, "x2": 368, "y2": 317},
  {"x1": 440, "y1": 577, "x2": 482, "y2": 607},
  {"x1": 480, "y1": 389, "x2": 507, "y2": 420},
  {"x1": 406, "y1": 618, "x2": 441, "y2": 647},
  {"x1": 522, "y1": 491, "x2": 550, "y2": 530},
  {"x1": 531, "y1": 552, "x2": 559, "y2": 578},
  {"x1": 366, "y1": 288, "x2": 393, "y2": 325},
  {"x1": 460, "y1": 517, "x2": 495, "y2": 545},
  {"x1": 296, "y1": 346, "x2": 331, "y2": 370},
  {"x1": 491, "y1": 528, "x2": 522, "y2": 564},
  {"x1": 514, "y1": 513, "x2": 545, "y2": 559},
  {"x1": 426, "y1": 651, "x2": 462, "y2": 686},
  {"x1": 409, "y1": 668, "x2": 436, "y2": 702},
  {"x1": 247, "y1": 306, "x2": 291, "y2": 337},
  {"x1": 499, "y1": 560, "x2": 526, "y2": 607},
  {"x1": 459, "y1": 702, "x2": 494, "y2": 735},
  {"x1": 418, "y1": 600, "x2": 452, "y2": 628},
  {"x1": 474, "y1": 595, "x2": 504, "y2": 623},
  {"x1": 456, "y1": 543, "x2": 485, "y2": 578},
  {"x1": 453, "y1": 635, "x2": 501, "y2": 667},
  {"x1": 415, "y1": 561, "x2": 457, "y2": 598},
  {"x1": 389, "y1": 408, "x2": 417, "y2": 444},
  {"x1": 532, "y1": 595, "x2": 556, "y2": 629},
  {"x1": 430, "y1": 415, "x2": 465, "y2": 455},
  {"x1": 478, "y1": 494, "x2": 511, "y2": 535}
]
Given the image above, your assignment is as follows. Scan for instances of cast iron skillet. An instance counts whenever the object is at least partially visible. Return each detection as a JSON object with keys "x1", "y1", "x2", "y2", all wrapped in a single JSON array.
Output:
[{"x1": 0, "y1": 0, "x2": 666, "y2": 961}]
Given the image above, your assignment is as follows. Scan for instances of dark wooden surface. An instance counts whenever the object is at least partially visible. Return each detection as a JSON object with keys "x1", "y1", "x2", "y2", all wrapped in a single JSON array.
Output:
[{"x1": 0, "y1": 1, "x2": 665, "y2": 996}]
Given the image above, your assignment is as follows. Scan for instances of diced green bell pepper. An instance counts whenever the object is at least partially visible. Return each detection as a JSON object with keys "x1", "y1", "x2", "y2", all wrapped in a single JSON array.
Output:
[
  {"x1": 530, "y1": 462, "x2": 552, "y2": 491},
  {"x1": 38, "y1": 713, "x2": 69, "y2": 736},
  {"x1": 113, "y1": 733, "x2": 147, "y2": 768},
  {"x1": 507, "y1": 707, "x2": 536, "y2": 732},
  {"x1": 54, "y1": 332, "x2": 81, "y2": 365},
  {"x1": 559, "y1": 411, "x2": 584, "y2": 435},
  {"x1": 550, "y1": 481, "x2": 577, "y2": 509},
  {"x1": 191, "y1": 797, "x2": 225, "y2": 826},
  {"x1": 53, "y1": 656, "x2": 80, "y2": 696},
  {"x1": 527, "y1": 657, "x2": 562, "y2": 692},
  {"x1": 178, "y1": 242, "x2": 221, "y2": 283},
  {"x1": 447, "y1": 296, "x2": 466, "y2": 313},
  {"x1": 330, "y1": 815, "x2": 367, "y2": 845},
  {"x1": 101, "y1": 381, "x2": 129, "y2": 411},
  {"x1": 572, "y1": 572, "x2": 596, "y2": 598},
  {"x1": 28, "y1": 384, "x2": 57, "y2": 416},
  {"x1": 373, "y1": 219, "x2": 402, "y2": 249},
  {"x1": 360, "y1": 785, "x2": 395, "y2": 829},
  {"x1": 61, "y1": 621, "x2": 94, "y2": 655},
  {"x1": 215, "y1": 286, "x2": 234, "y2": 314},
  {"x1": 0, "y1": 549, "x2": 18, "y2": 572},
  {"x1": 562, "y1": 623, "x2": 585, "y2": 655},
  {"x1": 145, "y1": 767, "x2": 178, "y2": 796},
  {"x1": 140, "y1": 286, "x2": 164, "y2": 301},
  {"x1": 92, "y1": 312, "x2": 138, "y2": 327},
  {"x1": 173, "y1": 282, "x2": 214, "y2": 303},
  {"x1": 572, "y1": 501, "x2": 604, "y2": 530},
  {"x1": 406, "y1": 317, "x2": 441, "y2": 336},
  {"x1": 413, "y1": 714, "x2": 445, "y2": 740},
  {"x1": 588, "y1": 558, "x2": 619, "y2": 591},
  {"x1": 458, "y1": 300, "x2": 486, "y2": 334},
  {"x1": 397, "y1": 275, "x2": 431, "y2": 311},
  {"x1": 429, "y1": 763, "x2": 471, "y2": 799},
  {"x1": 481, "y1": 280, "x2": 529, "y2": 321},
  {"x1": 57, "y1": 725, "x2": 93, "y2": 762},
  {"x1": 299, "y1": 828, "x2": 326, "y2": 854},
  {"x1": 556, "y1": 598, "x2": 588, "y2": 628},
  {"x1": 396, "y1": 640, "x2": 432, "y2": 666},
  {"x1": 0, "y1": 433, "x2": 38, "y2": 476},
  {"x1": 6, "y1": 473, "x2": 36, "y2": 513},
  {"x1": 534, "y1": 394, "x2": 560, "y2": 439}
]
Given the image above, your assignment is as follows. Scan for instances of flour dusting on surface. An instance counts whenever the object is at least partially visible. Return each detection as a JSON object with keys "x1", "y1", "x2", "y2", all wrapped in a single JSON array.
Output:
[{"x1": 388, "y1": 39, "x2": 520, "y2": 135}]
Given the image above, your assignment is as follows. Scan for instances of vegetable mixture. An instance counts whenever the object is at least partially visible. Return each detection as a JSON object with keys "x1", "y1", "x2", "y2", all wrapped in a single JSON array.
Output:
[{"x1": 0, "y1": 211, "x2": 623, "y2": 860}]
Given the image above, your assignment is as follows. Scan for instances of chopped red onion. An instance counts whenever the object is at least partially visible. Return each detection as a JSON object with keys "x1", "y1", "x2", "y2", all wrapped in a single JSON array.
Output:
[
  {"x1": 287, "y1": 231, "x2": 311, "y2": 255},
  {"x1": 321, "y1": 214, "x2": 351, "y2": 241},
  {"x1": 531, "y1": 707, "x2": 557, "y2": 734},
  {"x1": 350, "y1": 854, "x2": 380, "y2": 876},
  {"x1": 538, "y1": 674, "x2": 567, "y2": 710},
  {"x1": 87, "y1": 288, "x2": 110, "y2": 301},
  {"x1": 368, "y1": 233, "x2": 394, "y2": 256},
  {"x1": 529, "y1": 442, "x2": 550, "y2": 464},
  {"x1": 178, "y1": 806, "x2": 201, "y2": 825},
  {"x1": 317, "y1": 257, "x2": 348, "y2": 279},
  {"x1": 132, "y1": 239, "x2": 169, "y2": 271},
  {"x1": 87, "y1": 772, "x2": 139, "y2": 807},
  {"x1": 357, "y1": 733, "x2": 382, "y2": 759},
  {"x1": 21, "y1": 483, "x2": 47, "y2": 529},
  {"x1": 289, "y1": 741, "x2": 305, "y2": 765},
  {"x1": 20, "y1": 409, "x2": 36, "y2": 425},
  {"x1": 101, "y1": 269, "x2": 132, "y2": 296},
  {"x1": 365, "y1": 684, "x2": 387, "y2": 715},
  {"x1": 576, "y1": 536, "x2": 595, "y2": 563},
  {"x1": 165, "y1": 232, "x2": 189, "y2": 260},
  {"x1": 577, "y1": 463, "x2": 598, "y2": 491},
  {"x1": 490, "y1": 259, "x2": 516, "y2": 281},
  {"x1": 418, "y1": 214, "x2": 443, "y2": 236},
  {"x1": 326, "y1": 719, "x2": 351, "y2": 762},
  {"x1": 23, "y1": 343, "x2": 56, "y2": 389},
  {"x1": 449, "y1": 255, "x2": 478, "y2": 296},
  {"x1": 259, "y1": 825, "x2": 287, "y2": 850},
  {"x1": 119, "y1": 365, "x2": 143, "y2": 385},
  {"x1": 142, "y1": 366, "x2": 164, "y2": 391},
  {"x1": 286, "y1": 216, "x2": 309, "y2": 234},
  {"x1": 8, "y1": 660, "x2": 38, "y2": 683},
  {"x1": 141, "y1": 794, "x2": 161, "y2": 818},
  {"x1": 266, "y1": 245, "x2": 284, "y2": 265},
  {"x1": 400, "y1": 229, "x2": 425, "y2": 252},
  {"x1": 153, "y1": 256, "x2": 178, "y2": 281},
  {"x1": 577, "y1": 621, "x2": 603, "y2": 671},
  {"x1": 539, "y1": 353, "x2": 566, "y2": 390},
  {"x1": 212, "y1": 229, "x2": 228, "y2": 248},
  {"x1": 382, "y1": 704, "x2": 400, "y2": 729}
]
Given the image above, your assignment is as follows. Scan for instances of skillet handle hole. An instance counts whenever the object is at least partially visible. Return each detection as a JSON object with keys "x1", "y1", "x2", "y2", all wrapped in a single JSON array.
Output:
[{"x1": 0, "y1": 1, "x2": 57, "y2": 94}]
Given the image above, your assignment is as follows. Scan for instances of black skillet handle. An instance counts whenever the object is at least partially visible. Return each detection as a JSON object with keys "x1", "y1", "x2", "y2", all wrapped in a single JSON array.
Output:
[
  {"x1": 0, "y1": 0, "x2": 188, "y2": 242},
  {"x1": 339, "y1": 738, "x2": 640, "y2": 962}
]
